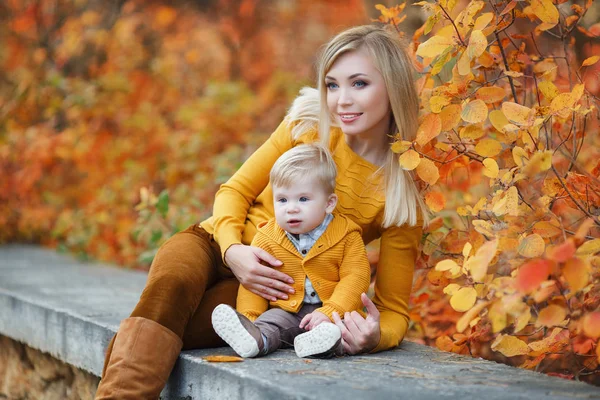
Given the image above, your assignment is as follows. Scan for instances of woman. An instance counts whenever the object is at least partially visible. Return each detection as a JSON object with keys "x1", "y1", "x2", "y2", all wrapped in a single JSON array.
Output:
[{"x1": 95, "y1": 24, "x2": 428, "y2": 399}]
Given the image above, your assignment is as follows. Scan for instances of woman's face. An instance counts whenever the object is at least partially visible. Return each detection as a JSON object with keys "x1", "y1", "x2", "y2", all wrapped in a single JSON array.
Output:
[{"x1": 325, "y1": 48, "x2": 392, "y2": 141}]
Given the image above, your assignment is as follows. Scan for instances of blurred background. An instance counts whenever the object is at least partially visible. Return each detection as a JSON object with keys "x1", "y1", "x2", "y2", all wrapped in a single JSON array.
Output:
[{"x1": 0, "y1": 0, "x2": 426, "y2": 267}]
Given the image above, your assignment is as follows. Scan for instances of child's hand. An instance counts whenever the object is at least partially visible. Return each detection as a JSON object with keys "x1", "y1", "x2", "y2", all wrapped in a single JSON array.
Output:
[{"x1": 299, "y1": 310, "x2": 330, "y2": 330}]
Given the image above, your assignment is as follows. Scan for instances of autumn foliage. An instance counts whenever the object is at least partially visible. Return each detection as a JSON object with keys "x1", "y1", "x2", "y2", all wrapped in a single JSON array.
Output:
[
  {"x1": 2, "y1": 0, "x2": 600, "y2": 385},
  {"x1": 378, "y1": 0, "x2": 600, "y2": 385}
]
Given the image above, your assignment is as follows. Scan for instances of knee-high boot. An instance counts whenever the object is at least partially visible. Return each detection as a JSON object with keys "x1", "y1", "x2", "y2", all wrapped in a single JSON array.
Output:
[{"x1": 94, "y1": 317, "x2": 183, "y2": 400}]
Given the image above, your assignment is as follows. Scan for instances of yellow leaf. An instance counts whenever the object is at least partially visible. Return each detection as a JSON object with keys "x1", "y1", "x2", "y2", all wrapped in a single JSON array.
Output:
[
  {"x1": 450, "y1": 287, "x2": 477, "y2": 312},
  {"x1": 467, "y1": 30, "x2": 487, "y2": 59},
  {"x1": 415, "y1": 114, "x2": 442, "y2": 146},
  {"x1": 514, "y1": 308, "x2": 531, "y2": 333},
  {"x1": 512, "y1": 146, "x2": 528, "y2": 167},
  {"x1": 463, "y1": 242, "x2": 472, "y2": 258},
  {"x1": 582, "y1": 55, "x2": 600, "y2": 67},
  {"x1": 431, "y1": 47, "x2": 453, "y2": 76},
  {"x1": 399, "y1": 149, "x2": 421, "y2": 170},
  {"x1": 416, "y1": 158, "x2": 439, "y2": 185},
  {"x1": 550, "y1": 93, "x2": 573, "y2": 117},
  {"x1": 475, "y1": 138, "x2": 502, "y2": 157},
  {"x1": 457, "y1": 50, "x2": 471, "y2": 76},
  {"x1": 465, "y1": 238, "x2": 498, "y2": 281},
  {"x1": 518, "y1": 233, "x2": 546, "y2": 258},
  {"x1": 523, "y1": 150, "x2": 553, "y2": 177},
  {"x1": 457, "y1": 301, "x2": 489, "y2": 333},
  {"x1": 504, "y1": 70, "x2": 524, "y2": 78},
  {"x1": 459, "y1": 124, "x2": 485, "y2": 140},
  {"x1": 563, "y1": 257, "x2": 590, "y2": 292},
  {"x1": 476, "y1": 86, "x2": 506, "y2": 103},
  {"x1": 439, "y1": 104, "x2": 463, "y2": 131},
  {"x1": 436, "y1": 259, "x2": 459, "y2": 272},
  {"x1": 502, "y1": 102, "x2": 533, "y2": 126},
  {"x1": 473, "y1": 220, "x2": 495, "y2": 237},
  {"x1": 538, "y1": 81, "x2": 559, "y2": 102},
  {"x1": 482, "y1": 158, "x2": 499, "y2": 178},
  {"x1": 530, "y1": 0, "x2": 559, "y2": 26},
  {"x1": 491, "y1": 334, "x2": 529, "y2": 357},
  {"x1": 443, "y1": 282, "x2": 461, "y2": 295},
  {"x1": 576, "y1": 239, "x2": 600, "y2": 257},
  {"x1": 461, "y1": 99, "x2": 488, "y2": 123},
  {"x1": 473, "y1": 12, "x2": 494, "y2": 30},
  {"x1": 429, "y1": 96, "x2": 451, "y2": 113},
  {"x1": 416, "y1": 35, "x2": 455, "y2": 58},
  {"x1": 535, "y1": 304, "x2": 567, "y2": 328},
  {"x1": 489, "y1": 301, "x2": 507, "y2": 333},
  {"x1": 489, "y1": 110, "x2": 510, "y2": 132},
  {"x1": 391, "y1": 140, "x2": 412, "y2": 154},
  {"x1": 506, "y1": 186, "x2": 519, "y2": 216}
]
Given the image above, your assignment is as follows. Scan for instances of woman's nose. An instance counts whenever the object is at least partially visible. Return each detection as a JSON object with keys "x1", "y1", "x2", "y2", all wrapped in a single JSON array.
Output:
[{"x1": 338, "y1": 89, "x2": 352, "y2": 106}]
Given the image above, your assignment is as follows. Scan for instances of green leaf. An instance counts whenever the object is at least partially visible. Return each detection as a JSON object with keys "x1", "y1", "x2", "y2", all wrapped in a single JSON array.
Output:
[{"x1": 156, "y1": 190, "x2": 169, "y2": 218}]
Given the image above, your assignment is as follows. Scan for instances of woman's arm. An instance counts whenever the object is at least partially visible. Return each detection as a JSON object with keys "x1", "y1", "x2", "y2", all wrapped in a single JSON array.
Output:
[
  {"x1": 213, "y1": 119, "x2": 297, "y2": 299},
  {"x1": 332, "y1": 223, "x2": 422, "y2": 354}
]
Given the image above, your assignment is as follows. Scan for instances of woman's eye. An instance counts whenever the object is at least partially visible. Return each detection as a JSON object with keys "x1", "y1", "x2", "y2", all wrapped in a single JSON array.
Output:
[
  {"x1": 326, "y1": 82, "x2": 338, "y2": 90},
  {"x1": 299, "y1": 197, "x2": 309, "y2": 202},
  {"x1": 353, "y1": 80, "x2": 367, "y2": 88}
]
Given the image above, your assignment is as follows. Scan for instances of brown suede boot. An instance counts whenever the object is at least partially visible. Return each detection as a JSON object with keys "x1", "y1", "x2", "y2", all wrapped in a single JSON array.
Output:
[{"x1": 95, "y1": 317, "x2": 183, "y2": 400}]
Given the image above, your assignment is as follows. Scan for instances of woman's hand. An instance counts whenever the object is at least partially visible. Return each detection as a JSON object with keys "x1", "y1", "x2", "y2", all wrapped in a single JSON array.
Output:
[
  {"x1": 224, "y1": 244, "x2": 294, "y2": 301},
  {"x1": 332, "y1": 293, "x2": 380, "y2": 354}
]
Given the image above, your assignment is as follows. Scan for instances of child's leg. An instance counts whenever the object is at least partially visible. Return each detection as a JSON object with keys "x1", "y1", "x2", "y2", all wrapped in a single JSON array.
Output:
[
  {"x1": 212, "y1": 304, "x2": 266, "y2": 358},
  {"x1": 254, "y1": 308, "x2": 306, "y2": 352}
]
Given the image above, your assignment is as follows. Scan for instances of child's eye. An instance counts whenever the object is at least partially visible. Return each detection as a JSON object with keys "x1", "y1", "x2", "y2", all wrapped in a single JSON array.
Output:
[
  {"x1": 299, "y1": 197, "x2": 309, "y2": 202},
  {"x1": 353, "y1": 80, "x2": 367, "y2": 88},
  {"x1": 326, "y1": 82, "x2": 338, "y2": 90},
  {"x1": 277, "y1": 198, "x2": 287, "y2": 203}
]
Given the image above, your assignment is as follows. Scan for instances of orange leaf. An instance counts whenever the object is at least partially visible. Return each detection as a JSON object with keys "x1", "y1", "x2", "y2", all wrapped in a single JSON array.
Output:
[
  {"x1": 532, "y1": 221, "x2": 562, "y2": 238},
  {"x1": 515, "y1": 259, "x2": 552, "y2": 294},
  {"x1": 416, "y1": 158, "x2": 439, "y2": 185},
  {"x1": 475, "y1": 86, "x2": 506, "y2": 103},
  {"x1": 535, "y1": 304, "x2": 567, "y2": 328},
  {"x1": 530, "y1": 0, "x2": 559, "y2": 25},
  {"x1": 415, "y1": 114, "x2": 442, "y2": 146},
  {"x1": 583, "y1": 312, "x2": 600, "y2": 339},
  {"x1": 562, "y1": 257, "x2": 590, "y2": 292},
  {"x1": 425, "y1": 191, "x2": 446, "y2": 212},
  {"x1": 203, "y1": 355, "x2": 244, "y2": 362},
  {"x1": 461, "y1": 99, "x2": 488, "y2": 123},
  {"x1": 491, "y1": 334, "x2": 529, "y2": 357},
  {"x1": 522, "y1": 150, "x2": 553, "y2": 177},
  {"x1": 546, "y1": 238, "x2": 576, "y2": 263},
  {"x1": 439, "y1": 104, "x2": 462, "y2": 131},
  {"x1": 457, "y1": 301, "x2": 489, "y2": 333}
]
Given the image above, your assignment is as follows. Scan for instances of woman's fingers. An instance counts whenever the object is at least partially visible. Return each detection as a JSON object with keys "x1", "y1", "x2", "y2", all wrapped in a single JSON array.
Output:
[
  {"x1": 361, "y1": 293, "x2": 380, "y2": 321},
  {"x1": 254, "y1": 247, "x2": 283, "y2": 268}
]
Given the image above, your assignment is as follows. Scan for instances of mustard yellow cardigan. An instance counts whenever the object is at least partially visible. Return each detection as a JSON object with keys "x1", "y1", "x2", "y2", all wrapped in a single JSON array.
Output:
[
  {"x1": 237, "y1": 214, "x2": 371, "y2": 321},
  {"x1": 200, "y1": 120, "x2": 422, "y2": 353}
]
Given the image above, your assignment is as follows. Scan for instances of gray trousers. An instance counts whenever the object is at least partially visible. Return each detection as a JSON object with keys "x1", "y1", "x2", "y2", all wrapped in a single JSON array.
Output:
[{"x1": 254, "y1": 303, "x2": 321, "y2": 354}]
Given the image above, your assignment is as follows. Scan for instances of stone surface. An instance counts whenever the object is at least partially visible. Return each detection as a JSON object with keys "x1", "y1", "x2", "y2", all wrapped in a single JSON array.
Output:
[{"x1": 1, "y1": 244, "x2": 599, "y2": 400}]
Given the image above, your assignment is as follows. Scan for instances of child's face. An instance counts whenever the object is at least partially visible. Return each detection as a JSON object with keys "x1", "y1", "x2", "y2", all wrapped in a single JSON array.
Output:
[{"x1": 272, "y1": 178, "x2": 337, "y2": 235}]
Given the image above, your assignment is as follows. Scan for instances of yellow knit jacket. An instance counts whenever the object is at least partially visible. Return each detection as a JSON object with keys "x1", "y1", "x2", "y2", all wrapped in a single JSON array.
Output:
[
  {"x1": 237, "y1": 214, "x2": 371, "y2": 321},
  {"x1": 200, "y1": 119, "x2": 423, "y2": 353}
]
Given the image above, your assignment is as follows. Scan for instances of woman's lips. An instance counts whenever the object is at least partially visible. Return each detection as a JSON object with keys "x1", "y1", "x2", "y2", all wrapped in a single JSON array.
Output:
[{"x1": 339, "y1": 113, "x2": 362, "y2": 123}]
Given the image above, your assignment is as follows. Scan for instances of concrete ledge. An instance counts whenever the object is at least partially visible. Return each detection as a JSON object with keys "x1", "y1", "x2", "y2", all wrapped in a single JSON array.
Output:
[{"x1": 1, "y1": 244, "x2": 598, "y2": 399}]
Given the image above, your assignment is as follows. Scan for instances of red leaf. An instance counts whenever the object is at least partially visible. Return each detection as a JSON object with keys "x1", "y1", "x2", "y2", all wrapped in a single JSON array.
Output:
[
  {"x1": 546, "y1": 239, "x2": 576, "y2": 263},
  {"x1": 515, "y1": 259, "x2": 553, "y2": 294}
]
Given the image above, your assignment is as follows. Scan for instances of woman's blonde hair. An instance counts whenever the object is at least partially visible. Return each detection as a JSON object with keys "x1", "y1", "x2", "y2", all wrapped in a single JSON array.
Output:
[
  {"x1": 287, "y1": 25, "x2": 429, "y2": 228},
  {"x1": 270, "y1": 143, "x2": 337, "y2": 195}
]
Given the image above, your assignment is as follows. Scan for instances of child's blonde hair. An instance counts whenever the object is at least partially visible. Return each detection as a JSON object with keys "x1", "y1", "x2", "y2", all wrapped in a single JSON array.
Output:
[
  {"x1": 287, "y1": 25, "x2": 429, "y2": 228},
  {"x1": 270, "y1": 144, "x2": 337, "y2": 195}
]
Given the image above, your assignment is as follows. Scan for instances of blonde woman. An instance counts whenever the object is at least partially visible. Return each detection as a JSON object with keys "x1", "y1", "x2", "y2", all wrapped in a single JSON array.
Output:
[{"x1": 96, "y1": 24, "x2": 427, "y2": 399}]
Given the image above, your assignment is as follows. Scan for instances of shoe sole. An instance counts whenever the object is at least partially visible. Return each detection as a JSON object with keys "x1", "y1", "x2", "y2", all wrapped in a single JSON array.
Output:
[
  {"x1": 294, "y1": 323, "x2": 341, "y2": 358},
  {"x1": 211, "y1": 304, "x2": 260, "y2": 358}
]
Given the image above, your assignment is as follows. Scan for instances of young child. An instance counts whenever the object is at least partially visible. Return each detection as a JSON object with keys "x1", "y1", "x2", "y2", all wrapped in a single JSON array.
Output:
[{"x1": 212, "y1": 143, "x2": 371, "y2": 358}]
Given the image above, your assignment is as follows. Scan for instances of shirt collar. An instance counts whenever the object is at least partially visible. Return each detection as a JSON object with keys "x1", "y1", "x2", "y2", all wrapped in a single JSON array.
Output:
[{"x1": 285, "y1": 213, "x2": 334, "y2": 244}]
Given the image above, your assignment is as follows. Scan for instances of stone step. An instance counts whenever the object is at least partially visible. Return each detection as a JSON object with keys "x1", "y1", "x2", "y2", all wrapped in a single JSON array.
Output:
[{"x1": 0, "y1": 244, "x2": 598, "y2": 399}]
